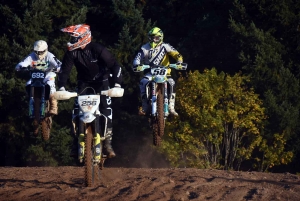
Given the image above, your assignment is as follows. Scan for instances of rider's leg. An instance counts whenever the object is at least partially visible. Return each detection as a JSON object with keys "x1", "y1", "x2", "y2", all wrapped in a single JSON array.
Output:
[
  {"x1": 77, "y1": 121, "x2": 85, "y2": 162},
  {"x1": 46, "y1": 74, "x2": 58, "y2": 115},
  {"x1": 93, "y1": 115, "x2": 101, "y2": 161},
  {"x1": 71, "y1": 82, "x2": 86, "y2": 159},
  {"x1": 101, "y1": 93, "x2": 116, "y2": 158},
  {"x1": 139, "y1": 75, "x2": 151, "y2": 115},
  {"x1": 70, "y1": 97, "x2": 79, "y2": 158},
  {"x1": 167, "y1": 77, "x2": 178, "y2": 116},
  {"x1": 48, "y1": 95, "x2": 58, "y2": 115}
]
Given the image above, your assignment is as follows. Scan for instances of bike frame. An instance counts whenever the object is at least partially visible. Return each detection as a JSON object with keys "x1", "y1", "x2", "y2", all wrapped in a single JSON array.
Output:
[{"x1": 149, "y1": 80, "x2": 169, "y2": 117}]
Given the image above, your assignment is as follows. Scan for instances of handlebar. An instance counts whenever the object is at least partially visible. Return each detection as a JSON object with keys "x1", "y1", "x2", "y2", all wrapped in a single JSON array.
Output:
[
  {"x1": 53, "y1": 87, "x2": 124, "y2": 100},
  {"x1": 19, "y1": 65, "x2": 58, "y2": 73},
  {"x1": 133, "y1": 63, "x2": 188, "y2": 72},
  {"x1": 18, "y1": 65, "x2": 31, "y2": 71}
]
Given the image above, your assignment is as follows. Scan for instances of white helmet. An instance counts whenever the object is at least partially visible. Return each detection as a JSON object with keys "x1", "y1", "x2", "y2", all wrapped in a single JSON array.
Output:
[{"x1": 33, "y1": 40, "x2": 48, "y2": 60}]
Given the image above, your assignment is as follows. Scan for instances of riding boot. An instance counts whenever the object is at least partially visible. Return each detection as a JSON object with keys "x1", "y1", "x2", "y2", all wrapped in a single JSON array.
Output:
[
  {"x1": 139, "y1": 95, "x2": 149, "y2": 116},
  {"x1": 78, "y1": 133, "x2": 85, "y2": 162},
  {"x1": 105, "y1": 128, "x2": 116, "y2": 158},
  {"x1": 49, "y1": 94, "x2": 58, "y2": 115},
  {"x1": 94, "y1": 133, "x2": 101, "y2": 162},
  {"x1": 169, "y1": 93, "x2": 178, "y2": 116}
]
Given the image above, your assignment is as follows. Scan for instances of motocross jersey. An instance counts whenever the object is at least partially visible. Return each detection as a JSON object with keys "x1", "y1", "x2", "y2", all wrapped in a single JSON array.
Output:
[
  {"x1": 15, "y1": 52, "x2": 61, "y2": 71},
  {"x1": 133, "y1": 42, "x2": 183, "y2": 75},
  {"x1": 58, "y1": 42, "x2": 122, "y2": 88}
]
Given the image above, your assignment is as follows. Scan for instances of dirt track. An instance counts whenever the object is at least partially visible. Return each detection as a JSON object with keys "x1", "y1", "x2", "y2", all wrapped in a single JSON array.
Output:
[{"x1": 0, "y1": 166, "x2": 300, "y2": 201}]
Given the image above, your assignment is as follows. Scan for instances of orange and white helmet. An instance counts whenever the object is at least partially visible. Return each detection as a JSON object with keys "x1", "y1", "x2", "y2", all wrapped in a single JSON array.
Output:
[
  {"x1": 61, "y1": 24, "x2": 91, "y2": 51},
  {"x1": 34, "y1": 40, "x2": 48, "y2": 60}
]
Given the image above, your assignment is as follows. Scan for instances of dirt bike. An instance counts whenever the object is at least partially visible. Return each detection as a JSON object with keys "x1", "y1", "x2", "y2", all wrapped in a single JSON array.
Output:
[
  {"x1": 134, "y1": 63, "x2": 187, "y2": 146},
  {"x1": 53, "y1": 87, "x2": 124, "y2": 187},
  {"x1": 20, "y1": 65, "x2": 57, "y2": 140}
]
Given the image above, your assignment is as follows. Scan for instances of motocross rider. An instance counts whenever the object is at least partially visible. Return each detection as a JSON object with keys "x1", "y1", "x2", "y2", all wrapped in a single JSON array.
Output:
[
  {"x1": 58, "y1": 24, "x2": 122, "y2": 159},
  {"x1": 133, "y1": 27, "x2": 183, "y2": 116},
  {"x1": 15, "y1": 40, "x2": 61, "y2": 115}
]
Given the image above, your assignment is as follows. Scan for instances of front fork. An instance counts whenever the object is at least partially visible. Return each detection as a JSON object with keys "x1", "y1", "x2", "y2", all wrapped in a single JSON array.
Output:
[
  {"x1": 40, "y1": 86, "x2": 46, "y2": 118},
  {"x1": 29, "y1": 86, "x2": 35, "y2": 118},
  {"x1": 151, "y1": 82, "x2": 169, "y2": 117},
  {"x1": 151, "y1": 83, "x2": 157, "y2": 115},
  {"x1": 29, "y1": 85, "x2": 46, "y2": 119},
  {"x1": 163, "y1": 82, "x2": 169, "y2": 117},
  {"x1": 77, "y1": 112, "x2": 102, "y2": 163}
]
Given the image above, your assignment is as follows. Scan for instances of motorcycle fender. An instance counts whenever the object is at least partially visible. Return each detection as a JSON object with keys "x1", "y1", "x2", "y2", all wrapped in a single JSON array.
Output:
[{"x1": 80, "y1": 112, "x2": 96, "y2": 123}]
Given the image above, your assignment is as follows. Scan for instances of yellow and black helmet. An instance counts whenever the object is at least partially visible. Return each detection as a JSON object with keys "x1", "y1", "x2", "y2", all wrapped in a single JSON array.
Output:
[{"x1": 148, "y1": 27, "x2": 163, "y2": 48}]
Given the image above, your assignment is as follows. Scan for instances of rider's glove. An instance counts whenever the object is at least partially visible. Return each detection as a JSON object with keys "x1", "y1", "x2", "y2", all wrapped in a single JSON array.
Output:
[
  {"x1": 51, "y1": 66, "x2": 59, "y2": 73},
  {"x1": 15, "y1": 65, "x2": 22, "y2": 71},
  {"x1": 114, "y1": 83, "x2": 121, "y2": 88},
  {"x1": 58, "y1": 87, "x2": 66, "y2": 91},
  {"x1": 16, "y1": 65, "x2": 27, "y2": 71},
  {"x1": 56, "y1": 65, "x2": 61, "y2": 73},
  {"x1": 133, "y1": 65, "x2": 143, "y2": 72},
  {"x1": 176, "y1": 62, "x2": 183, "y2": 70},
  {"x1": 137, "y1": 65, "x2": 143, "y2": 72}
]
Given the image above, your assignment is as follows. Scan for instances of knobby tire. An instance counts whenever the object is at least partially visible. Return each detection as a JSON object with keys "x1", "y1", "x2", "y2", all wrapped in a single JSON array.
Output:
[
  {"x1": 152, "y1": 84, "x2": 164, "y2": 146},
  {"x1": 157, "y1": 84, "x2": 165, "y2": 137},
  {"x1": 41, "y1": 101, "x2": 51, "y2": 141},
  {"x1": 152, "y1": 122, "x2": 162, "y2": 146},
  {"x1": 84, "y1": 124, "x2": 100, "y2": 187}
]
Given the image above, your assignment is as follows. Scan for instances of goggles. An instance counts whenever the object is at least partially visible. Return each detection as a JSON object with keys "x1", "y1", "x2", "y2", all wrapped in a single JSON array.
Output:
[
  {"x1": 150, "y1": 35, "x2": 161, "y2": 42},
  {"x1": 34, "y1": 50, "x2": 46, "y2": 55},
  {"x1": 70, "y1": 36, "x2": 81, "y2": 44},
  {"x1": 36, "y1": 63, "x2": 47, "y2": 67}
]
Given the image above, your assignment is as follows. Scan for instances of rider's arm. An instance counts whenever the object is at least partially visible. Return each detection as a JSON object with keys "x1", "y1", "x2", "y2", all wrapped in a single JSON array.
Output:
[
  {"x1": 132, "y1": 49, "x2": 145, "y2": 72},
  {"x1": 133, "y1": 49, "x2": 145, "y2": 66},
  {"x1": 47, "y1": 52, "x2": 62, "y2": 72},
  {"x1": 98, "y1": 45, "x2": 122, "y2": 86},
  {"x1": 165, "y1": 43, "x2": 183, "y2": 63},
  {"x1": 57, "y1": 51, "x2": 74, "y2": 89},
  {"x1": 15, "y1": 53, "x2": 34, "y2": 71}
]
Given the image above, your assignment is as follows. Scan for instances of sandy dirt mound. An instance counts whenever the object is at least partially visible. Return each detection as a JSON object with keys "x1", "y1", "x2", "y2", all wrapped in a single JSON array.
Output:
[{"x1": 0, "y1": 166, "x2": 300, "y2": 201}]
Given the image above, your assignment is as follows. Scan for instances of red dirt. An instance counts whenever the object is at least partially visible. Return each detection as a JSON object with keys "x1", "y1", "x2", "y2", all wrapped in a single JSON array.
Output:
[{"x1": 0, "y1": 166, "x2": 300, "y2": 201}]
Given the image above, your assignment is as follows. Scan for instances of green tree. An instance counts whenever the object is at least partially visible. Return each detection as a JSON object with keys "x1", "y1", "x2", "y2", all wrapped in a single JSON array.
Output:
[
  {"x1": 229, "y1": 0, "x2": 300, "y2": 171},
  {"x1": 161, "y1": 69, "x2": 292, "y2": 171}
]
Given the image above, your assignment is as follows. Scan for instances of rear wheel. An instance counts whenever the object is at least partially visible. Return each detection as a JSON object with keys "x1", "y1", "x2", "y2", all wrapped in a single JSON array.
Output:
[{"x1": 41, "y1": 101, "x2": 51, "y2": 141}]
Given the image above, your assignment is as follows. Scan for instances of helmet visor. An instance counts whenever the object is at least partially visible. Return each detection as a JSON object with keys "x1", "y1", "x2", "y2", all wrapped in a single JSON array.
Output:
[
  {"x1": 70, "y1": 36, "x2": 81, "y2": 44},
  {"x1": 34, "y1": 50, "x2": 47, "y2": 55},
  {"x1": 150, "y1": 35, "x2": 161, "y2": 43}
]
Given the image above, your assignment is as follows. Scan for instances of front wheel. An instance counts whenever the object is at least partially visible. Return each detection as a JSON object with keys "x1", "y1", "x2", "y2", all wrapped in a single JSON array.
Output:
[
  {"x1": 157, "y1": 84, "x2": 165, "y2": 137},
  {"x1": 84, "y1": 124, "x2": 100, "y2": 187},
  {"x1": 151, "y1": 84, "x2": 164, "y2": 146},
  {"x1": 152, "y1": 119, "x2": 162, "y2": 146}
]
